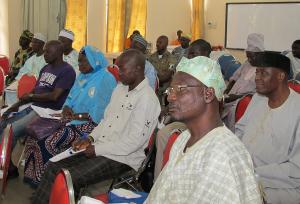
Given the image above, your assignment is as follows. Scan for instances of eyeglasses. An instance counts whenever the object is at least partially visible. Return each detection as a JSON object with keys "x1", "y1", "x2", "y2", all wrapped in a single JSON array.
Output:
[{"x1": 165, "y1": 85, "x2": 202, "y2": 95}]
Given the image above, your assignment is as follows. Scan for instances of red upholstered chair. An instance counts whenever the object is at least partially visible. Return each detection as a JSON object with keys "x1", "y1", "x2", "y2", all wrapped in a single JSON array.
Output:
[
  {"x1": 235, "y1": 94, "x2": 253, "y2": 123},
  {"x1": 94, "y1": 194, "x2": 109, "y2": 204},
  {"x1": 0, "y1": 67, "x2": 5, "y2": 95},
  {"x1": 162, "y1": 131, "x2": 181, "y2": 169},
  {"x1": 107, "y1": 66, "x2": 120, "y2": 82},
  {"x1": 288, "y1": 80, "x2": 300, "y2": 94},
  {"x1": 17, "y1": 75, "x2": 37, "y2": 99},
  {"x1": 49, "y1": 168, "x2": 75, "y2": 204},
  {"x1": 0, "y1": 125, "x2": 13, "y2": 196},
  {"x1": 0, "y1": 55, "x2": 9, "y2": 75}
]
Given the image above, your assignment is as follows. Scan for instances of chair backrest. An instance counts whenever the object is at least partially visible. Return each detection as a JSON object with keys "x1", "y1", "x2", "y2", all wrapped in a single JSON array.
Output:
[
  {"x1": 0, "y1": 125, "x2": 13, "y2": 195},
  {"x1": 0, "y1": 67, "x2": 5, "y2": 95},
  {"x1": 162, "y1": 131, "x2": 181, "y2": 169},
  {"x1": 17, "y1": 75, "x2": 37, "y2": 99},
  {"x1": 0, "y1": 55, "x2": 9, "y2": 75},
  {"x1": 288, "y1": 80, "x2": 300, "y2": 93},
  {"x1": 235, "y1": 94, "x2": 253, "y2": 123},
  {"x1": 107, "y1": 66, "x2": 120, "y2": 82},
  {"x1": 49, "y1": 168, "x2": 75, "y2": 204}
]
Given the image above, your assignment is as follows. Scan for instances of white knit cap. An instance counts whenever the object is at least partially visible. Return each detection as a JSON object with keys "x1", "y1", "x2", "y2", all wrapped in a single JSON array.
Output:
[
  {"x1": 246, "y1": 33, "x2": 264, "y2": 52},
  {"x1": 59, "y1": 29, "x2": 74, "y2": 41},
  {"x1": 33, "y1": 33, "x2": 47, "y2": 43}
]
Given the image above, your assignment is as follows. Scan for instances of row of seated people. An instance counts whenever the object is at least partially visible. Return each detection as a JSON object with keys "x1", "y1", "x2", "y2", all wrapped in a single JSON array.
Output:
[
  {"x1": 0, "y1": 29, "x2": 300, "y2": 203},
  {"x1": 151, "y1": 35, "x2": 300, "y2": 203},
  {"x1": 52, "y1": 49, "x2": 300, "y2": 204}
]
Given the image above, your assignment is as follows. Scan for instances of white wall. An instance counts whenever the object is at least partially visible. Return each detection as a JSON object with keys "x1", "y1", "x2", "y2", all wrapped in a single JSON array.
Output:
[
  {"x1": 204, "y1": 0, "x2": 300, "y2": 62},
  {"x1": 146, "y1": 0, "x2": 191, "y2": 49},
  {"x1": 0, "y1": 0, "x2": 9, "y2": 57}
]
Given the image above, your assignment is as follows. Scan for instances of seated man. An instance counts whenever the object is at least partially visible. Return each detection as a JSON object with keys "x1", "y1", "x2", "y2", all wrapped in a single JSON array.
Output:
[
  {"x1": 131, "y1": 34, "x2": 157, "y2": 90},
  {"x1": 286, "y1": 39, "x2": 300, "y2": 79},
  {"x1": 31, "y1": 49, "x2": 161, "y2": 204},
  {"x1": 16, "y1": 33, "x2": 47, "y2": 80},
  {"x1": 235, "y1": 51, "x2": 300, "y2": 204},
  {"x1": 6, "y1": 30, "x2": 34, "y2": 85},
  {"x1": 148, "y1": 35, "x2": 176, "y2": 103},
  {"x1": 171, "y1": 33, "x2": 191, "y2": 67},
  {"x1": 170, "y1": 30, "x2": 182, "y2": 46},
  {"x1": 154, "y1": 39, "x2": 212, "y2": 180},
  {"x1": 124, "y1": 30, "x2": 140, "y2": 49},
  {"x1": 146, "y1": 56, "x2": 261, "y2": 203},
  {"x1": 223, "y1": 33, "x2": 264, "y2": 131},
  {"x1": 1, "y1": 40, "x2": 76, "y2": 178},
  {"x1": 58, "y1": 29, "x2": 79, "y2": 74}
]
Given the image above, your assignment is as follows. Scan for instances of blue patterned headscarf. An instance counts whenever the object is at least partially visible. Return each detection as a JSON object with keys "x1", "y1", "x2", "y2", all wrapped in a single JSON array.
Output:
[
  {"x1": 80, "y1": 45, "x2": 108, "y2": 72},
  {"x1": 64, "y1": 46, "x2": 116, "y2": 125}
]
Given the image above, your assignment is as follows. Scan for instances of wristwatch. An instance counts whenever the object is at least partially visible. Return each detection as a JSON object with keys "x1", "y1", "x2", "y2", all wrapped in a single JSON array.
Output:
[{"x1": 78, "y1": 114, "x2": 83, "y2": 119}]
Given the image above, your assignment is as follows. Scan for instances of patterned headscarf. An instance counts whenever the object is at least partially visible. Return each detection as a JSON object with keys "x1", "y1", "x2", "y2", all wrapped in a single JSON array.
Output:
[
  {"x1": 132, "y1": 34, "x2": 148, "y2": 49},
  {"x1": 80, "y1": 45, "x2": 108, "y2": 72},
  {"x1": 21, "y1": 30, "x2": 33, "y2": 40},
  {"x1": 176, "y1": 56, "x2": 226, "y2": 101}
]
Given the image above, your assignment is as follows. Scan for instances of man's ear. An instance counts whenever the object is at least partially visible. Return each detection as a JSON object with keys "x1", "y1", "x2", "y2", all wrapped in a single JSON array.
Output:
[
  {"x1": 278, "y1": 71, "x2": 285, "y2": 81},
  {"x1": 204, "y1": 87, "x2": 215, "y2": 103}
]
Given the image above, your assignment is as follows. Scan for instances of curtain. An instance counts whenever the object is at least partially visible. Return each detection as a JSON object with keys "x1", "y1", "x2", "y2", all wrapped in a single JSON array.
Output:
[
  {"x1": 65, "y1": 0, "x2": 87, "y2": 51},
  {"x1": 126, "y1": 0, "x2": 147, "y2": 38},
  {"x1": 191, "y1": 0, "x2": 204, "y2": 40},
  {"x1": 107, "y1": 0, "x2": 126, "y2": 53},
  {"x1": 22, "y1": 0, "x2": 66, "y2": 41}
]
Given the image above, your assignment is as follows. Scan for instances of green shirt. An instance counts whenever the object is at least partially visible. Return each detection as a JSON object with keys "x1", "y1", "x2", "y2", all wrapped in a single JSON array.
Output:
[{"x1": 148, "y1": 51, "x2": 176, "y2": 83}]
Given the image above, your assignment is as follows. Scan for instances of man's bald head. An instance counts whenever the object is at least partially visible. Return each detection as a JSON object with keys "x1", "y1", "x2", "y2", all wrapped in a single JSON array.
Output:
[
  {"x1": 116, "y1": 49, "x2": 146, "y2": 88},
  {"x1": 44, "y1": 40, "x2": 64, "y2": 64},
  {"x1": 120, "y1": 49, "x2": 145, "y2": 72}
]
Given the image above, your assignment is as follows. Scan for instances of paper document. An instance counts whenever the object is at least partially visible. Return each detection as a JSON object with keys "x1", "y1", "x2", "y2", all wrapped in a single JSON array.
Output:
[
  {"x1": 30, "y1": 105, "x2": 62, "y2": 119},
  {"x1": 78, "y1": 196, "x2": 105, "y2": 204},
  {"x1": 49, "y1": 147, "x2": 86, "y2": 162}
]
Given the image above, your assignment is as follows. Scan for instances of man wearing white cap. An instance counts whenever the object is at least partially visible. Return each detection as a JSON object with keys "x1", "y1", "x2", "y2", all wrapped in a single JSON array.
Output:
[
  {"x1": 58, "y1": 29, "x2": 79, "y2": 74},
  {"x1": 223, "y1": 33, "x2": 265, "y2": 131},
  {"x1": 16, "y1": 33, "x2": 48, "y2": 80},
  {"x1": 145, "y1": 56, "x2": 262, "y2": 203}
]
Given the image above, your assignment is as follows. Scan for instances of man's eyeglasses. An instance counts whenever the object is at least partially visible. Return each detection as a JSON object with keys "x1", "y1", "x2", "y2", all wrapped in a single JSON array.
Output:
[{"x1": 165, "y1": 85, "x2": 202, "y2": 95}]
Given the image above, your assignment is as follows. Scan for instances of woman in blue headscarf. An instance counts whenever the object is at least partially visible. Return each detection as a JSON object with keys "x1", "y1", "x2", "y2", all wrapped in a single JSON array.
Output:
[{"x1": 24, "y1": 46, "x2": 117, "y2": 187}]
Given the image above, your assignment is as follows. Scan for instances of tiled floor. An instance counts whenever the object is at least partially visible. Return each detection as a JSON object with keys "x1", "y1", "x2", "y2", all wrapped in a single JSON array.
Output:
[{"x1": 0, "y1": 142, "x2": 111, "y2": 204}]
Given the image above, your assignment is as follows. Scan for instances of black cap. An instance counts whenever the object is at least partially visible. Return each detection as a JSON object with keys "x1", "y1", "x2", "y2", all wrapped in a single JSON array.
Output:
[{"x1": 256, "y1": 51, "x2": 291, "y2": 75}]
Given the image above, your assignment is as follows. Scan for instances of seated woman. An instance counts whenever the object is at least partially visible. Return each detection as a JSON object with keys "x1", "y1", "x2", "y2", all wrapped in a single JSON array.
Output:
[{"x1": 23, "y1": 45, "x2": 117, "y2": 187}]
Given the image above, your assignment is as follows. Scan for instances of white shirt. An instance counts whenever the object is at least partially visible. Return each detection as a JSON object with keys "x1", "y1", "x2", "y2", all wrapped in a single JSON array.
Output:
[
  {"x1": 229, "y1": 61, "x2": 256, "y2": 95},
  {"x1": 90, "y1": 78, "x2": 161, "y2": 170},
  {"x1": 63, "y1": 49, "x2": 79, "y2": 75},
  {"x1": 16, "y1": 54, "x2": 47, "y2": 80},
  {"x1": 235, "y1": 90, "x2": 300, "y2": 203},
  {"x1": 146, "y1": 126, "x2": 261, "y2": 204}
]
